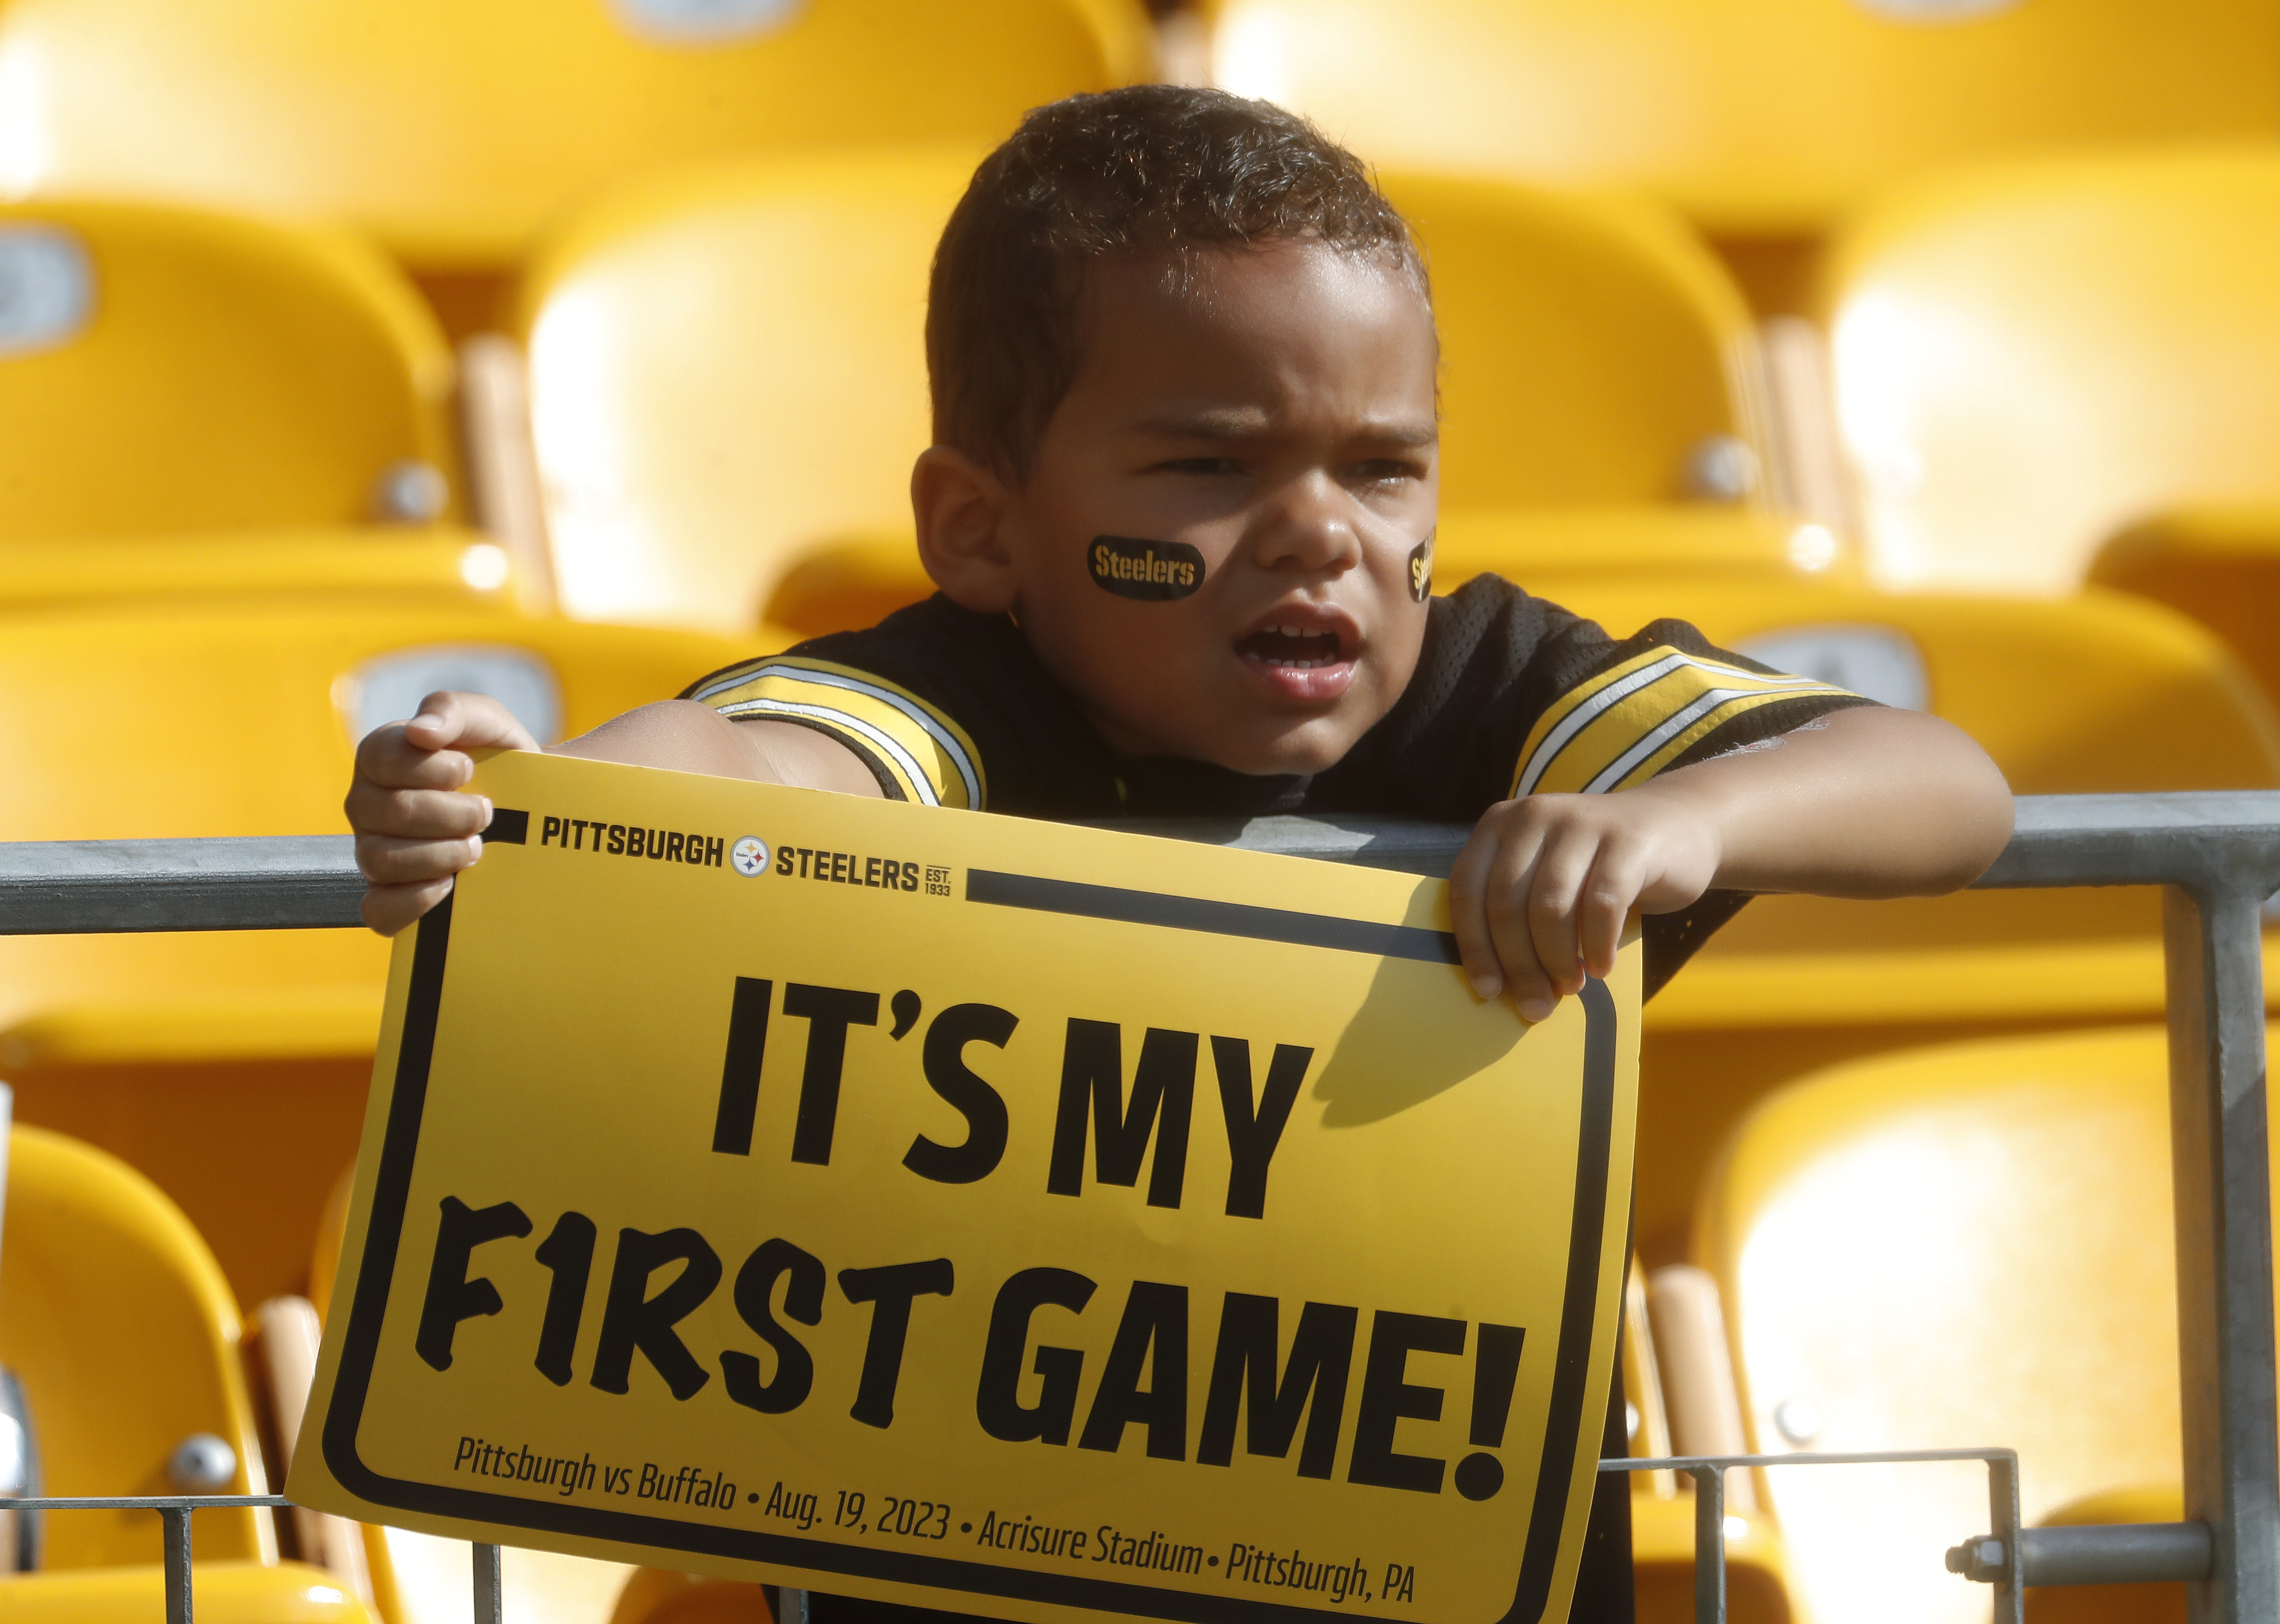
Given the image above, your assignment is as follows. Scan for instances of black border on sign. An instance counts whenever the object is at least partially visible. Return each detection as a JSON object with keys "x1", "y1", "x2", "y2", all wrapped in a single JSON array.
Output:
[{"x1": 322, "y1": 879, "x2": 1620, "y2": 1624}]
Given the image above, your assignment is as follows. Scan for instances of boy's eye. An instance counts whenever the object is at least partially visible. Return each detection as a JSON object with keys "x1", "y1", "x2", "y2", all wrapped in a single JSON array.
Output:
[{"x1": 1348, "y1": 458, "x2": 1423, "y2": 485}]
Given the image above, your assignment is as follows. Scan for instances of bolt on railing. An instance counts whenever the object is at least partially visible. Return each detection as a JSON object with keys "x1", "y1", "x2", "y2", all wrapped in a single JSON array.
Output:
[{"x1": 0, "y1": 791, "x2": 2273, "y2": 1624}]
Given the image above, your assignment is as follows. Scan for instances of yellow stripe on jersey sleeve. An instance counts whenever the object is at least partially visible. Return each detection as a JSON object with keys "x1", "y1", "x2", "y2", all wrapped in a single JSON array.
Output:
[
  {"x1": 684, "y1": 657, "x2": 986, "y2": 811},
  {"x1": 1511, "y1": 646, "x2": 1853, "y2": 798}
]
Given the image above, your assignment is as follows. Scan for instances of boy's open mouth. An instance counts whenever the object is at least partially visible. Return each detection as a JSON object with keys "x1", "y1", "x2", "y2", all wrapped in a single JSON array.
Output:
[
  {"x1": 1236, "y1": 622, "x2": 1348, "y2": 670},
  {"x1": 1233, "y1": 609, "x2": 1361, "y2": 704}
]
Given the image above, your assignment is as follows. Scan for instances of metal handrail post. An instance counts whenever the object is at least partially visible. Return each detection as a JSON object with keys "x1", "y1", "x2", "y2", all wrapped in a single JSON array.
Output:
[
  {"x1": 475, "y1": 1541, "x2": 504, "y2": 1624},
  {"x1": 1988, "y1": 1448, "x2": 2023, "y2": 1624},
  {"x1": 160, "y1": 1503, "x2": 192, "y2": 1624},
  {"x1": 2166, "y1": 883, "x2": 2280, "y2": 1624},
  {"x1": 1688, "y1": 1464, "x2": 1724, "y2": 1624}
]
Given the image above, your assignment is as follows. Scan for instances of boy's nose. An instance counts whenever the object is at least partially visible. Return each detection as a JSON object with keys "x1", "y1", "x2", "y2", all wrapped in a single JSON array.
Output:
[{"x1": 1247, "y1": 475, "x2": 1363, "y2": 574}]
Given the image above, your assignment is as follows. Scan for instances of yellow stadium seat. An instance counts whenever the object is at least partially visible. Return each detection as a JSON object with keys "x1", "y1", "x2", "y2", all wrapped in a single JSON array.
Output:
[
  {"x1": 0, "y1": 603, "x2": 772, "y2": 1309},
  {"x1": 1817, "y1": 148, "x2": 2280, "y2": 596},
  {"x1": 0, "y1": 0, "x2": 1150, "y2": 319},
  {"x1": 0, "y1": 1562, "x2": 377, "y2": 1623},
  {"x1": 1689, "y1": 1024, "x2": 2280, "y2": 1624},
  {"x1": 1203, "y1": 0, "x2": 2280, "y2": 293},
  {"x1": 606, "y1": 1569, "x2": 777, "y2": 1624},
  {"x1": 2091, "y1": 509, "x2": 2280, "y2": 716},
  {"x1": 0, "y1": 1126, "x2": 271, "y2": 1566},
  {"x1": 512, "y1": 151, "x2": 1809, "y2": 637},
  {"x1": 1477, "y1": 572, "x2": 2280, "y2": 1258},
  {"x1": 0, "y1": 198, "x2": 461, "y2": 545},
  {"x1": 515, "y1": 147, "x2": 977, "y2": 634},
  {"x1": 1379, "y1": 171, "x2": 1775, "y2": 513}
]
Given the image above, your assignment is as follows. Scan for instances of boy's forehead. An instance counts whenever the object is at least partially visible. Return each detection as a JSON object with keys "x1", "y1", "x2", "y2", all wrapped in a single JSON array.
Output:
[
  {"x1": 1081, "y1": 237, "x2": 1424, "y2": 323},
  {"x1": 1069, "y1": 240, "x2": 1438, "y2": 422}
]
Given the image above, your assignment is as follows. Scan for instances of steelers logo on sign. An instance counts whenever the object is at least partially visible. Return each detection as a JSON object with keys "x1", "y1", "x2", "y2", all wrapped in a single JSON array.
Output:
[{"x1": 729, "y1": 836, "x2": 769, "y2": 877}]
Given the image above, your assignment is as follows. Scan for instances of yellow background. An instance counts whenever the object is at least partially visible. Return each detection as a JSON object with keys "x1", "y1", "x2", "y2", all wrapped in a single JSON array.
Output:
[{"x1": 294, "y1": 751, "x2": 1639, "y2": 1624}]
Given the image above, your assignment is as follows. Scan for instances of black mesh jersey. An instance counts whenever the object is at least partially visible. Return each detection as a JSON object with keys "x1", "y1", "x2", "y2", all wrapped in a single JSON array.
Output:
[{"x1": 681, "y1": 575, "x2": 1875, "y2": 994}]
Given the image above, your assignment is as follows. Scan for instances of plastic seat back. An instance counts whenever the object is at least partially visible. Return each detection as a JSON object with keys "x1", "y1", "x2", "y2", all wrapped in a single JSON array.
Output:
[
  {"x1": 518, "y1": 154, "x2": 1778, "y2": 635},
  {"x1": 0, "y1": 1127, "x2": 270, "y2": 1566},
  {"x1": 1820, "y1": 148, "x2": 2280, "y2": 593},
  {"x1": 1204, "y1": 0, "x2": 2280, "y2": 238},
  {"x1": 517, "y1": 148, "x2": 976, "y2": 632},
  {"x1": 0, "y1": 0, "x2": 1149, "y2": 273},
  {"x1": 0, "y1": 604, "x2": 764, "y2": 1309},
  {"x1": 0, "y1": 200, "x2": 458, "y2": 542},
  {"x1": 1382, "y1": 172, "x2": 1767, "y2": 511},
  {"x1": 1522, "y1": 572, "x2": 2280, "y2": 1258},
  {"x1": 1692, "y1": 1024, "x2": 2280, "y2": 1624}
]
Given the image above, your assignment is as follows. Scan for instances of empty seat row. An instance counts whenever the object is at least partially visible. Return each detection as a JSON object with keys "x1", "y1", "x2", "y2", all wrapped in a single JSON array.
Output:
[
  {"x1": 0, "y1": 0, "x2": 1153, "y2": 311},
  {"x1": 0, "y1": 163, "x2": 1800, "y2": 633},
  {"x1": 1200, "y1": 0, "x2": 2280, "y2": 286},
  {"x1": 18, "y1": 142, "x2": 2280, "y2": 705},
  {"x1": 1812, "y1": 147, "x2": 2280, "y2": 694},
  {"x1": 514, "y1": 152, "x2": 1786, "y2": 633},
  {"x1": 6, "y1": 0, "x2": 2275, "y2": 292},
  {"x1": 6, "y1": 0, "x2": 2279, "y2": 666}
]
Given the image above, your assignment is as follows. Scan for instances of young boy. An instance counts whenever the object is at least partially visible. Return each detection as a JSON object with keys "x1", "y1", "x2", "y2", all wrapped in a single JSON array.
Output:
[{"x1": 349, "y1": 87, "x2": 2011, "y2": 1620}]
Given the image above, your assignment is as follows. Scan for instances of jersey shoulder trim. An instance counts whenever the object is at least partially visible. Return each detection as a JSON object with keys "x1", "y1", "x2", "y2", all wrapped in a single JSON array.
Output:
[
  {"x1": 1511, "y1": 645, "x2": 1853, "y2": 798},
  {"x1": 684, "y1": 656, "x2": 986, "y2": 811}
]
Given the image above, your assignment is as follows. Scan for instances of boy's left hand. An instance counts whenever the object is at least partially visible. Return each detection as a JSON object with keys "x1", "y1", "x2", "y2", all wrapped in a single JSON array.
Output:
[
  {"x1": 1445, "y1": 705, "x2": 2015, "y2": 1022},
  {"x1": 1449, "y1": 790, "x2": 1718, "y2": 1021}
]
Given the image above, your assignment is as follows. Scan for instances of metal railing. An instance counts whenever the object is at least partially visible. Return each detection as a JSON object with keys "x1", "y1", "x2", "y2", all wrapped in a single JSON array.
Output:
[
  {"x1": 0, "y1": 1494, "x2": 504, "y2": 1624},
  {"x1": 1, "y1": 791, "x2": 2276, "y2": 1624}
]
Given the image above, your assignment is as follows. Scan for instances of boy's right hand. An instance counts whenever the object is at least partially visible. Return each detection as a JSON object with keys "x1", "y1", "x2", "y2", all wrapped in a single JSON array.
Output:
[{"x1": 346, "y1": 691, "x2": 537, "y2": 936}]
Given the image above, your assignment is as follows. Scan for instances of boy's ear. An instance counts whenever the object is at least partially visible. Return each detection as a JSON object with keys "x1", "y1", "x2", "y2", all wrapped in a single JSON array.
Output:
[{"x1": 911, "y1": 445, "x2": 1021, "y2": 615}]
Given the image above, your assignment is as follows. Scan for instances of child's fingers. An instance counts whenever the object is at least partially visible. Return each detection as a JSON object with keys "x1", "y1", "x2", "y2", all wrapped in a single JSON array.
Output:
[
  {"x1": 356, "y1": 830, "x2": 484, "y2": 887},
  {"x1": 355, "y1": 693, "x2": 540, "y2": 794},
  {"x1": 353, "y1": 721, "x2": 475, "y2": 794},
  {"x1": 345, "y1": 781, "x2": 494, "y2": 843},
  {"x1": 346, "y1": 691, "x2": 530, "y2": 940},
  {"x1": 1481, "y1": 831, "x2": 1563, "y2": 1021},
  {"x1": 361, "y1": 877, "x2": 455, "y2": 937},
  {"x1": 1577, "y1": 842, "x2": 1644, "y2": 979},
  {"x1": 1447, "y1": 821, "x2": 1510, "y2": 1001},
  {"x1": 400, "y1": 690, "x2": 541, "y2": 754},
  {"x1": 1511, "y1": 824, "x2": 1596, "y2": 1010}
]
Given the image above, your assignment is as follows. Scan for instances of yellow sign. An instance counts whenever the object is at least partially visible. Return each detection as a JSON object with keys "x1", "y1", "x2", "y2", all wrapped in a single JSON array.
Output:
[{"x1": 293, "y1": 750, "x2": 1639, "y2": 1624}]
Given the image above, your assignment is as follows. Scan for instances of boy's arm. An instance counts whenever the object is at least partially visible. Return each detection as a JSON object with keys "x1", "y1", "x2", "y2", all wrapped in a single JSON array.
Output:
[
  {"x1": 1449, "y1": 704, "x2": 2014, "y2": 1021},
  {"x1": 348, "y1": 692, "x2": 881, "y2": 935}
]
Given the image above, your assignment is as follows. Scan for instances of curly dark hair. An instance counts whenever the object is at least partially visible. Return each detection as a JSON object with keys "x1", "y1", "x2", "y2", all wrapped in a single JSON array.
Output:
[{"x1": 927, "y1": 84, "x2": 1428, "y2": 479}]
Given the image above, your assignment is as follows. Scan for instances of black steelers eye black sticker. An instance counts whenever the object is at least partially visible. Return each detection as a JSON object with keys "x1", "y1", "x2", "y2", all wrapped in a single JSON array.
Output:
[
  {"x1": 1408, "y1": 530, "x2": 1435, "y2": 602},
  {"x1": 1089, "y1": 535, "x2": 1205, "y2": 600}
]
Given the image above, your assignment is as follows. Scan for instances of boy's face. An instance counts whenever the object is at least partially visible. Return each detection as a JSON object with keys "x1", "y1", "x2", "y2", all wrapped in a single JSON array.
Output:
[{"x1": 997, "y1": 240, "x2": 1439, "y2": 776}]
